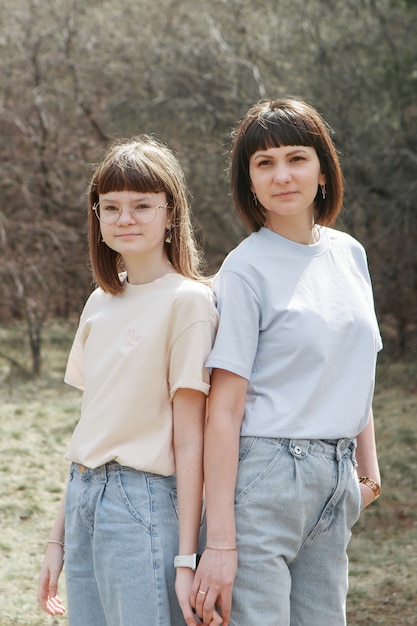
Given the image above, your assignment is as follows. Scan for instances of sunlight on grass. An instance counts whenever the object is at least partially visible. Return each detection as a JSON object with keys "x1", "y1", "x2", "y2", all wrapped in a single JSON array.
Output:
[
  {"x1": 0, "y1": 320, "x2": 416, "y2": 625},
  {"x1": 346, "y1": 358, "x2": 417, "y2": 625}
]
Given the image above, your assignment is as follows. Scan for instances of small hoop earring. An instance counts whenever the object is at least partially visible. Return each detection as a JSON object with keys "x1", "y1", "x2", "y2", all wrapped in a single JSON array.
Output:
[
  {"x1": 320, "y1": 184, "x2": 326, "y2": 200},
  {"x1": 165, "y1": 226, "x2": 173, "y2": 244},
  {"x1": 252, "y1": 192, "x2": 258, "y2": 206}
]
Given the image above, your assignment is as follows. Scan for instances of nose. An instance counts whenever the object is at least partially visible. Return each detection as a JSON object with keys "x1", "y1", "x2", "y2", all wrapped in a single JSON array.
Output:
[
  {"x1": 116, "y1": 207, "x2": 136, "y2": 223},
  {"x1": 273, "y1": 164, "x2": 291, "y2": 183}
]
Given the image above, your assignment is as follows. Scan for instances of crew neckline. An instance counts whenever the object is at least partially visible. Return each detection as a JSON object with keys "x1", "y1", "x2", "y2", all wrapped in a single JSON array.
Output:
[
  {"x1": 121, "y1": 271, "x2": 183, "y2": 293},
  {"x1": 259, "y1": 226, "x2": 329, "y2": 257}
]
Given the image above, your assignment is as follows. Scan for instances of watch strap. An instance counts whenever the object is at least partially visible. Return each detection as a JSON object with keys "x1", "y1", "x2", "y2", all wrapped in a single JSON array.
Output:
[{"x1": 174, "y1": 553, "x2": 200, "y2": 571}]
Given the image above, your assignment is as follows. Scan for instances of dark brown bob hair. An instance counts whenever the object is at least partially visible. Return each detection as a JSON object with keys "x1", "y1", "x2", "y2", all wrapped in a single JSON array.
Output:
[{"x1": 229, "y1": 97, "x2": 344, "y2": 232}]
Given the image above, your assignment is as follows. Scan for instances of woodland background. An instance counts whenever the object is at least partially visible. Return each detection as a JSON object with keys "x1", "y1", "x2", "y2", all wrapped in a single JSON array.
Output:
[
  {"x1": 0, "y1": 0, "x2": 416, "y2": 374},
  {"x1": 0, "y1": 2, "x2": 417, "y2": 625}
]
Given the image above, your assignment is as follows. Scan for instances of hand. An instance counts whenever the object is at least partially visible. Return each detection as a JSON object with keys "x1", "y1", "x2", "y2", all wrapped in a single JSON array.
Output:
[
  {"x1": 176, "y1": 568, "x2": 222, "y2": 625},
  {"x1": 360, "y1": 483, "x2": 378, "y2": 509},
  {"x1": 37, "y1": 543, "x2": 66, "y2": 616},
  {"x1": 190, "y1": 549, "x2": 238, "y2": 626}
]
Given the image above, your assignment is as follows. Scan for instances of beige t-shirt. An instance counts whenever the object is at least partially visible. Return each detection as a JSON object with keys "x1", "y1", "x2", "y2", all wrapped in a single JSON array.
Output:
[{"x1": 64, "y1": 273, "x2": 218, "y2": 475}]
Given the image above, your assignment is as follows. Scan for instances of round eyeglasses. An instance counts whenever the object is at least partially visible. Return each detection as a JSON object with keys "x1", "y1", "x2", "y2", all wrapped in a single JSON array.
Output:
[{"x1": 92, "y1": 202, "x2": 168, "y2": 225}]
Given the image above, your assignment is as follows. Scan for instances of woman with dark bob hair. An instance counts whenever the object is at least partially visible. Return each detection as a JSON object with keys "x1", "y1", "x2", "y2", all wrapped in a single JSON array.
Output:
[
  {"x1": 191, "y1": 98, "x2": 382, "y2": 626},
  {"x1": 37, "y1": 136, "x2": 221, "y2": 626}
]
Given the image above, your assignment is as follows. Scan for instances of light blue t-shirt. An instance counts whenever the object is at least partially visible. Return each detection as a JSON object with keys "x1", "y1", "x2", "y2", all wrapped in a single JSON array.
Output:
[{"x1": 207, "y1": 226, "x2": 382, "y2": 439}]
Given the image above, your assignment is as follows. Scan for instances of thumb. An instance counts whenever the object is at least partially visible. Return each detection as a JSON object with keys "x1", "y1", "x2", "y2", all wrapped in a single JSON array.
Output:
[{"x1": 48, "y1": 572, "x2": 59, "y2": 598}]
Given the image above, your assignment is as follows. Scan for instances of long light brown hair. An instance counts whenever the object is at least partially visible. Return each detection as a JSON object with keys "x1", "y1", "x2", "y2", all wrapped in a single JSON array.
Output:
[{"x1": 88, "y1": 135, "x2": 202, "y2": 294}]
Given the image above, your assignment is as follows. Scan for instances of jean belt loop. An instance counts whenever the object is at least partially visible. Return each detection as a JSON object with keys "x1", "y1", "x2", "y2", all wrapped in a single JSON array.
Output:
[
  {"x1": 336, "y1": 439, "x2": 344, "y2": 462},
  {"x1": 100, "y1": 463, "x2": 108, "y2": 483}
]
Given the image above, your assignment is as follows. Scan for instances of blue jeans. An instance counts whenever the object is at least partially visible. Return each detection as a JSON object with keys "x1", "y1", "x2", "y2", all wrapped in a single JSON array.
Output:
[
  {"x1": 230, "y1": 437, "x2": 361, "y2": 626},
  {"x1": 64, "y1": 462, "x2": 187, "y2": 626}
]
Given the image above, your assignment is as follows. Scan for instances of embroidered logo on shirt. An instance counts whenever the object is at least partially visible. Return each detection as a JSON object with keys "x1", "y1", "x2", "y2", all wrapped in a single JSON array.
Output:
[{"x1": 125, "y1": 328, "x2": 143, "y2": 348}]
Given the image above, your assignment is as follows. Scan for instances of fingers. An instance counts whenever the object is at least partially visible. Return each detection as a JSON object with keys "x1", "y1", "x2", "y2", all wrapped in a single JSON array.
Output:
[
  {"x1": 37, "y1": 572, "x2": 66, "y2": 616},
  {"x1": 191, "y1": 550, "x2": 236, "y2": 625},
  {"x1": 45, "y1": 595, "x2": 66, "y2": 616},
  {"x1": 198, "y1": 591, "x2": 231, "y2": 626},
  {"x1": 208, "y1": 607, "x2": 223, "y2": 625}
]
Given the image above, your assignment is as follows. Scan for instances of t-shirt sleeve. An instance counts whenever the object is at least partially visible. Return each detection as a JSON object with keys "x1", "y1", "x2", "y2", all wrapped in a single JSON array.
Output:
[
  {"x1": 169, "y1": 288, "x2": 218, "y2": 399},
  {"x1": 206, "y1": 270, "x2": 261, "y2": 380},
  {"x1": 63, "y1": 293, "x2": 97, "y2": 390},
  {"x1": 354, "y1": 242, "x2": 383, "y2": 352},
  {"x1": 64, "y1": 319, "x2": 88, "y2": 390}
]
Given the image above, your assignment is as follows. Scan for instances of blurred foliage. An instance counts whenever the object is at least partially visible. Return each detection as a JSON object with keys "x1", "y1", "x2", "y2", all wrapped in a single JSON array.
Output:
[{"x1": 0, "y1": 0, "x2": 416, "y2": 371}]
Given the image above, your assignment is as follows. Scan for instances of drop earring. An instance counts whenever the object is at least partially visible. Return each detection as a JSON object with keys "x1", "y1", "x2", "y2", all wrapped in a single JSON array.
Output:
[
  {"x1": 320, "y1": 184, "x2": 326, "y2": 200},
  {"x1": 165, "y1": 226, "x2": 173, "y2": 244},
  {"x1": 252, "y1": 192, "x2": 258, "y2": 206}
]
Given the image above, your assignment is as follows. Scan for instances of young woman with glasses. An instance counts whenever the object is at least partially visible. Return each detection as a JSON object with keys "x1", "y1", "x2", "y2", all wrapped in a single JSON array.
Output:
[{"x1": 37, "y1": 136, "x2": 221, "y2": 626}]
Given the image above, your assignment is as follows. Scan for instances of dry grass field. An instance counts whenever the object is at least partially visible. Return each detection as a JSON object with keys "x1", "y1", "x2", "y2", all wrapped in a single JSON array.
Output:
[{"x1": 0, "y1": 320, "x2": 416, "y2": 625}]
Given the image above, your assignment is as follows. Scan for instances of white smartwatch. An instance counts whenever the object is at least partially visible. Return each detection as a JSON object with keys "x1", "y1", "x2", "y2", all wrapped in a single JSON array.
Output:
[{"x1": 174, "y1": 553, "x2": 200, "y2": 571}]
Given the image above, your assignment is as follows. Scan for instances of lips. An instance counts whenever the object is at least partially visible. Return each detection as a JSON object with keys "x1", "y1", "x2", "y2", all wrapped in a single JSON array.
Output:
[{"x1": 273, "y1": 191, "x2": 298, "y2": 197}]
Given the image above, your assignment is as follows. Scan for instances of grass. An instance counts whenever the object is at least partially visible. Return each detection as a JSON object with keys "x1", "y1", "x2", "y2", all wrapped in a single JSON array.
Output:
[{"x1": 0, "y1": 320, "x2": 416, "y2": 625}]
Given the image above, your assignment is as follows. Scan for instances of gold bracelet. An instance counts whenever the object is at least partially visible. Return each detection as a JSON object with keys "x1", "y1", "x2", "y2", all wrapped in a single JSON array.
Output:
[
  {"x1": 205, "y1": 545, "x2": 237, "y2": 551},
  {"x1": 359, "y1": 476, "x2": 381, "y2": 500},
  {"x1": 47, "y1": 539, "x2": 65, "y2": 548}
]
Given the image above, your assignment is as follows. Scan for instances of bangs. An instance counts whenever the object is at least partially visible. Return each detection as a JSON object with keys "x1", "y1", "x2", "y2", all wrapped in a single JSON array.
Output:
[
  {"x1": 243, "y1": 109, "x2": 321, "y2": 157},
  {"x1": 96, "y1": 156, "x2": 166, "y2": 195}
]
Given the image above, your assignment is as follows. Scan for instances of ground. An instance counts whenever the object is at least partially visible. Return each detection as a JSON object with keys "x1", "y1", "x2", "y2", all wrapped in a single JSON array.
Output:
[{"x1": 0, "y1": 321, "x2": 416, "y2": 625}]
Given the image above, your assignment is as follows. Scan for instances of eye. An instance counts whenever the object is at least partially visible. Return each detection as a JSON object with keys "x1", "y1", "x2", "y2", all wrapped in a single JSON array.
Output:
[
  {"x1": 258, "y1": 159, "x2": 272, "y2": 167},
  {"x1": 102, "y1": 204, "x2": 119, "y2": 212},
  {"x1": 290, "y1": 155, "x2": 305, "y2": 162},
  {"x1": 135, "y1": 203, "x2": 153, "y2": 210}
]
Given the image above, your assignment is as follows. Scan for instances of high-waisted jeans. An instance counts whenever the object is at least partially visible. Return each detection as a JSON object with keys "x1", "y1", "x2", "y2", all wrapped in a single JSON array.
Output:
[
  {"x1": 64, "y1": 461, "x2": 188, "y2": 626},
  {"x1": 230, "y1": 437, "x2": 362, "y2": 626}
]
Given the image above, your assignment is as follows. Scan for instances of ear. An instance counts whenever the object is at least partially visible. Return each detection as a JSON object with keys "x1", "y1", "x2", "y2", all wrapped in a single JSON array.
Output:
[{"x1": 318, "y1": 172, "x2": 326, "y2": 185}]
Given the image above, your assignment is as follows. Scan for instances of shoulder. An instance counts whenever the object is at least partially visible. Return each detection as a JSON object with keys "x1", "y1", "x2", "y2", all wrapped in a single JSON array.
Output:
[
  {"x1": 326, "y1": 227, "x2": 365, "y2": 251},
  {"x1": 171, "y1": 275, "x2": 218, "y2": 322},
  {"x1": 324, "y1": 228, "x2": 374, "y2": 283},
  {"x1": 325, "y1": 227, "x2": 368, "y2": 262},
  {"x1": 173, "y1": 275, "x2": 213, "y2": 301},
  {"x1": 80, "y1": 286, "x2": 109, "y2": 311},
  {"x1": 215, "y1": 232, "x2": 264, "y2": 282},
  {"x1": 222, "y1": 231, "x2": 262, "y2": 263}
]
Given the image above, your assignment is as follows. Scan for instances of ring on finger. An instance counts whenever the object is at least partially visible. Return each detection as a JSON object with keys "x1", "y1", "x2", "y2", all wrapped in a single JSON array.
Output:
[{"x1": 198, "y1": 589, "x2": 207, "y2": 596}]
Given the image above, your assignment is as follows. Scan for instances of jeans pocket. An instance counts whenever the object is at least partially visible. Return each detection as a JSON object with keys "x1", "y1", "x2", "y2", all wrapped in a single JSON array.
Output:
[
  {"x1": 235, "y1": 437, "x2": 286, "y2": 504},
  {"x1": 170, "y1": 487, "x2": 179, "y2": 521},
  {"x1": 116, "y1": 468, "x2": 152, "y2": 530}
]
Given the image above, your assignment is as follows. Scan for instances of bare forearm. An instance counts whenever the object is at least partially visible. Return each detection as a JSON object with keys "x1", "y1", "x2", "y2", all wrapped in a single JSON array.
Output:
[
  {"x1": 191, "y1": 370, "x2": 247, "y2": 624},
  {"x1": 356, "y1": 408, "x2": 381, "y2": 507},
  {"x1": 204, "y1": 416, "x2": 241, "y2": 546},
  {"x1": 37, "y1": 494, "x2": 67, "y2": 615},
  {"x1": 176, "y1": 446, "x2": 204, "y2": 553},
  {"x1": 173, "y1": 389, "x2": 206, "y2": 554},
  {"x1": 356, "y1": 408, "x2": 380, "y2": 484},
  {"x1": 48, "y1": 495, "x2": 66, "y2": 543},
  {"x1": 204, "y1": 370, "x2": 247, "y2": 545}
]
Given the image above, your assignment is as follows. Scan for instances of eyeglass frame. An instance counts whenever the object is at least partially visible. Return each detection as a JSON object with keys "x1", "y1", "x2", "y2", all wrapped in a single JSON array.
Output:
[{"x1": 92, "y1": 201, "x2": 169, "y2": 225}]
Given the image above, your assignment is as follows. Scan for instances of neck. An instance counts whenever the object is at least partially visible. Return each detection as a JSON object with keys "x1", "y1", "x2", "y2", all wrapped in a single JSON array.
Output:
[
  {"x1": 123, "y1": 253, "x2": 175, "y2": 285},
  {"x1": 265, "y1": 218, "x2": 319, "y2": 245}
]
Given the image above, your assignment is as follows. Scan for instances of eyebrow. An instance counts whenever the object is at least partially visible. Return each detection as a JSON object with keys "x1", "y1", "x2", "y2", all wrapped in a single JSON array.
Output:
[
  {"x1": 252, "y1": 148, "x2": 309, "y2": 160},
  {"x1": 99, "y1": 194, "x2": 152, "y2": 203}
]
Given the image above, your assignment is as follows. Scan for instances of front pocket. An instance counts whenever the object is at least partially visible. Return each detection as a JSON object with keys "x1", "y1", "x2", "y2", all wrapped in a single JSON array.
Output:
[
  {"x1": 116, "y1": 468, "x2": 152, "y2": 530},
  {"x1": 234, "y1": 437, "x2": 286, "y2": 504}
]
